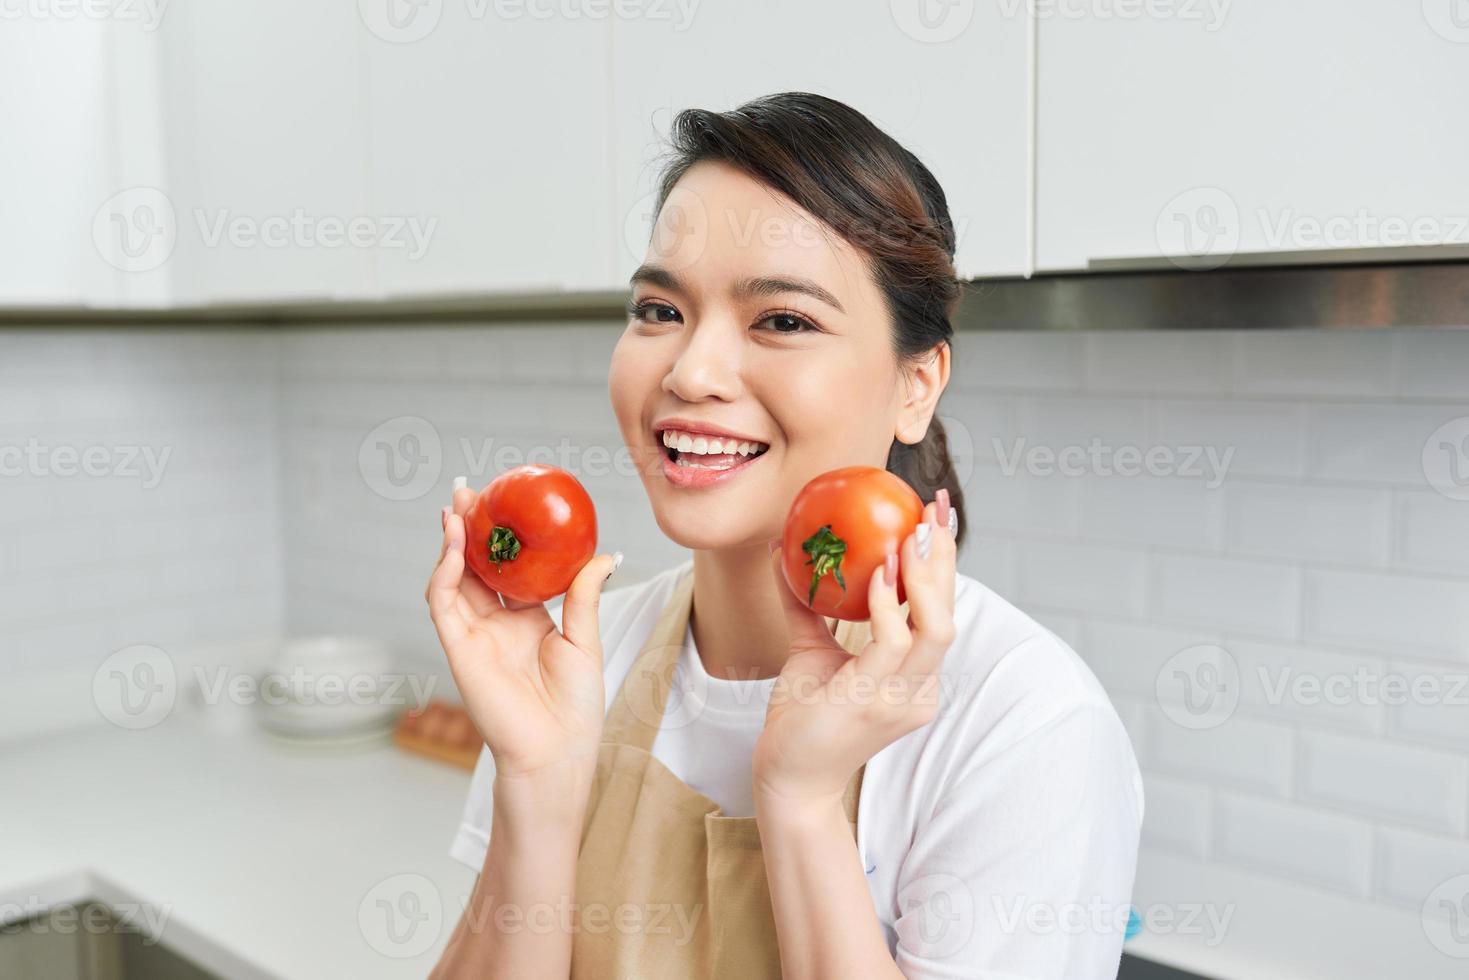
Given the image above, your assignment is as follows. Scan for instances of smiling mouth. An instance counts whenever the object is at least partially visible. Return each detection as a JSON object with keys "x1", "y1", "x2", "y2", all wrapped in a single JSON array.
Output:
[{"x1": 659, "y1": 428, "x2": 770, "y2": 471}]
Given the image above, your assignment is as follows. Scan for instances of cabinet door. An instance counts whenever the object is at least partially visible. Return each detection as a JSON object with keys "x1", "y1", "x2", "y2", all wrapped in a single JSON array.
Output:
[
  {"x1": 362, "y1": 6, "x2": 614, "y2": 295},
  {"x1": 611, "y1": 0, "x2": 1031, "y2": 286},
  {"x1": 1036, "y1": 1, "x2": 1469, "y2": 271},
  {"x1": 153, "y1": 0, "x2": 374, "y2": 304},
  {"x1": 0, "y1": 19, "x2": 114, "y2": 306}
]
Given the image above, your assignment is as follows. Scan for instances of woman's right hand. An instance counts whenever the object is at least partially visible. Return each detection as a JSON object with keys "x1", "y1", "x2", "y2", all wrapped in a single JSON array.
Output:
[{"x1": 425, "y1": 483, "x2": 620, "y2": 781}]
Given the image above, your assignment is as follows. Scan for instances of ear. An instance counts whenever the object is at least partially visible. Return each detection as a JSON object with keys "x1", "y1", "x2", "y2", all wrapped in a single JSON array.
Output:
[{"x1": 894, "y1": 341, "x2": 951, "y2": 445}]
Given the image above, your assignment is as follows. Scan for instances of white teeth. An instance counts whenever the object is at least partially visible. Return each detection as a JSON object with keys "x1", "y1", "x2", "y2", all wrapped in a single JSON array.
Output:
[{"x1": 659, "y1": 429, "x2": 769, "y2": 457}]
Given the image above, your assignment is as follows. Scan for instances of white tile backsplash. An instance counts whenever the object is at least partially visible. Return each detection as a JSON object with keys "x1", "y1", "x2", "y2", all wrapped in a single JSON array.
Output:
[
  {"x1": 1225, "y1": 481, "x2": 1392, "y2": 565},
  {"x1": 1139, "y1": 771, "x2": 1212, "y2": 858},
  {"x1": 1152, "y1": 399, "x2": 1307, "y2": 479},
  {"x1": 1377, "y1": 827, "x2": 1469, "y2": 910},
  {"x1": 1234, "y1": 331, "x2": 1397, "y2": 399},
  {"x1": 0, "y1": 329, "x2": 283, "y2": 700},
  {"x1": 1298, "y1": 730, "x2": 1469, "y2": 835},
  {"x1": 1151, "y1": 554, "x2": 1302, "y2": 638},
  {"x1": 1213, "y1": 793, "x2": 1375, "y2": 897},
  {"x1": 1145, "y1": 707, "x2": 1295, "y2": 797},
  {"x1": 1305, "y1": 568, "x2": 1469, "y2": 662}
]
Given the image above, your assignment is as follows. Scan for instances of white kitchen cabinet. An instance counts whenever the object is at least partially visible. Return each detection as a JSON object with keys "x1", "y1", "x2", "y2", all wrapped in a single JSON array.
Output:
[
  {"x1": 361, "y1": 7, "x2": 615, "y2": 296},
  {"x1": 0, "y1": 19, "x2": 136, "y2": 306},
  {"x1": 611, "y1": 0, "x2": 1031, "y2": 285},
  {"x1": 1036, "y1": 1, "x2": 1469, "y2": 271},
  {"x1": 153, "y1": 0, "x2": 375, "y2": 305}
]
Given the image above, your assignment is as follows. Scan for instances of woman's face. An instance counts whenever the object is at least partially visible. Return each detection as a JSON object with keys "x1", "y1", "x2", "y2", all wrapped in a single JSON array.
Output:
[{"x1": 608, "y1": 159, "x2": 942, "y2": 551}]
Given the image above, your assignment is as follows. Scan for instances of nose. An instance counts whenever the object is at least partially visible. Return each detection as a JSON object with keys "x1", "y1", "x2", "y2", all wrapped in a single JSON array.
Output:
[{"x1": 662, "y1": 317, "x2": 742, "y2": 403}]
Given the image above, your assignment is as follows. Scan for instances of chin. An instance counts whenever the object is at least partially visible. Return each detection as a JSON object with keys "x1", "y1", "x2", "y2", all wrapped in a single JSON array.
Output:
[{"x1": 647, "y1": 491, "x2": 774, "y2": 552}]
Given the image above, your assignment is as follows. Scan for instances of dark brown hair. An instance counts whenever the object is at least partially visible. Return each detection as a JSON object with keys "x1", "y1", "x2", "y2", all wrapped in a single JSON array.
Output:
[{"x1": 652, "y1": 92, "x2": 967, "y2": 546}]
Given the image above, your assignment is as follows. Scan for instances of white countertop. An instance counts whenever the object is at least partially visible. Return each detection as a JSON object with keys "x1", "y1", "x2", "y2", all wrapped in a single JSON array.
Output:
[{"x1": 1, "y1": 712, "x2": 477, "y2": 979}]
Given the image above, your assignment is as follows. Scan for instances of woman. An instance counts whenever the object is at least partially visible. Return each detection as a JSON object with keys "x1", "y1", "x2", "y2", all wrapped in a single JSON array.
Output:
[{"x1": 428, "y1": 93, "x2": 1143, "y2": 979}]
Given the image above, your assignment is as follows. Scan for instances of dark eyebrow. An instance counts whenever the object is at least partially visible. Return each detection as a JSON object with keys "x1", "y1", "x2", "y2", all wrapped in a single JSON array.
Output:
[
  {"x1": 733, "y1": 275, "x2": 845, "y2": 314},
  {"x1": 629, "y1": 264, "x2": 684, "y2": 293},
  {"x1": 629, "y1": 265, "x2": 846, "y2": 315}
]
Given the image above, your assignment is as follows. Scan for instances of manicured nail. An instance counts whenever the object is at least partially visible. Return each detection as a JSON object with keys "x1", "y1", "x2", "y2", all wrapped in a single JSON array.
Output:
[
  {"x1": 884, "y1": 551, "x2": 897, "y2": 588},
  {"x1": 768, "y1": 537, "x2": 781, "y2": 554},
  {"x1": 453, "y1": 475, "x2": 468, "y2": 492},
  {"x1": 441, "y1": 505, "x2": 450, "y2": 530},
  {"x1": 946, "y1": 506, "x2": 959, "y2": 538},
  {"x1": 606, "y1": 552, "x2": 624, "y2": 580},
  {"x1": 936, "y1": 488, "x2": 950, "y2": 530},
  {"x1": 915, "y1": 522, "x2": 932, "y2": 560}
]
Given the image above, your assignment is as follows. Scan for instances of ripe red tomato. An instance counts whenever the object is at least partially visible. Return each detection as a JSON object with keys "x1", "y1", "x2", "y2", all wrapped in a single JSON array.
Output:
[
  {"x1": 462, "y1": 464, "x2": 597, "y2": 604},
  {"x1": 780, "y1": 466, "x2": 924, "y2": 621}
]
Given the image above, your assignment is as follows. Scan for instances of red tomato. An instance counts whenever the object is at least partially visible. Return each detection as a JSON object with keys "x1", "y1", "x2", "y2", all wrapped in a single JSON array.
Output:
[
  {"x1": 780, "y1": 466, "x2": 924, "y2": 621},
  {"x1": 462, "y1": 464, "x2": 597, "y2": 604}
]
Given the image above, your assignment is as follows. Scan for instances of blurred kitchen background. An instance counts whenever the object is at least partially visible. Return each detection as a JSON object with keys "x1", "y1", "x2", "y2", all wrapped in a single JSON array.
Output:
[{"x1": 3, "y1": 2, "x2": 1468, "y2": 979}]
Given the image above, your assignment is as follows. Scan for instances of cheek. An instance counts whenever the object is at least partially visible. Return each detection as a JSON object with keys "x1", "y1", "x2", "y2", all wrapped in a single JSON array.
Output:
[
  {"x1": 607, "y1": 333, "x2": 654, "y2": 436},
  {"x1": 758, "y1": 348, "x2": 897, "y2": 463}
]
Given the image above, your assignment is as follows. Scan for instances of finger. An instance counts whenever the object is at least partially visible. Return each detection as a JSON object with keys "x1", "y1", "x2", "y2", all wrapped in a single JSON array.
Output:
[
  {"x1": 768, "y1": 540, "x2": 842, "y2": 651},
  {"x1": 857, "y1": 549, "x2": 911, "y2": 677},
  {"x1": 898, "y1": 509, "x2": 957, "y2": 678},
  {"x1": 452, "y1": 475, "x2": 475, "y2": 518},
  {"x1": 560, "y1": 551, "x2": 622, "y2": 655},
  {"x1": 430, "y1": 512, "x2": 501, "y2": 615},
  {"x1": 457, "y1": 561, "x2": 503, "y2": 618},
  {"x1": 427, "y1": 521, "x2": 471, "y2": 649}
]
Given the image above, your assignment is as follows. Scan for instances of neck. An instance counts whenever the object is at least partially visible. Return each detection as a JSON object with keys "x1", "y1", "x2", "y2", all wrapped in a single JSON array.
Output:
[{"x1": 690, "y1": 543, "x2": 831, "y2": 681}]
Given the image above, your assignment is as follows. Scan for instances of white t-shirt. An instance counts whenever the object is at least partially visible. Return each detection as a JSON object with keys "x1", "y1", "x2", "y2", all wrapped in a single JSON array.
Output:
[{"x1": 450, "y1": 560, "x2": 1145, "y2": 979}]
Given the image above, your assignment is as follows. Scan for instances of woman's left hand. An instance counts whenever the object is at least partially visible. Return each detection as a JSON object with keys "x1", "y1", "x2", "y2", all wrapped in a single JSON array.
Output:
[{"x1": 753, "y1": 492, "x2": 958, "y2": 811}]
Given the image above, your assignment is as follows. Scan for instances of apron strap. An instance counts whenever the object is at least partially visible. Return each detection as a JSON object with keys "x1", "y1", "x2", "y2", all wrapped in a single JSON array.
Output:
[
  {"x1": 601, "y1": 564, "x2": 878, "y2": 825},
  {"x1": 602, "y1": 565, "x2": 696, "y2": 752}
]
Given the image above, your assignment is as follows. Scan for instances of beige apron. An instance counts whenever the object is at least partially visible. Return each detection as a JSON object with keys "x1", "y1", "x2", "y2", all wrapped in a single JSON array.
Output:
[{"x1": 571, "y1": 566, "x2": 871, "y2": 980}]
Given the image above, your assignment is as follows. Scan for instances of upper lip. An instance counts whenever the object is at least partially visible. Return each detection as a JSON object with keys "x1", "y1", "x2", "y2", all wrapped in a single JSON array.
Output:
[{"x1": 653, "y1": 417, "x2": 769, "y2": 446}]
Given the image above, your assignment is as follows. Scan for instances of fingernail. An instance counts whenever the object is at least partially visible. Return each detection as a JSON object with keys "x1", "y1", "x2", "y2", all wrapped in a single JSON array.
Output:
[
  {"x1": 768, "y1": 537, "x2": 781, "y2": 554},
  {"x1": 946, "y1": 506, "x2": 959, "y2": 538},
  {"x1": 936, "y1": 488, "x2": 950, "y2": 529},
  {"x1": 453, "y1": 475, "x2": 467, "y2": 492},
  {"x1": 606, "y1": 551, "x2": 624, "y2": 580},
  {"x1": 441, "y1": 505, "x2": 450, "y2": 530},
  {"x1": 915, "y1": 522, "x2": 932, "y2": 560},
  {"x1": 884, "y1": 551, "x2": 897, "y2": 588}
]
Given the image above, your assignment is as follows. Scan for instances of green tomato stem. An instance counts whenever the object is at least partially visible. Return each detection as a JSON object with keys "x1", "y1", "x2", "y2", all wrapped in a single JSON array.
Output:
[
  {"x1": 488, "y1": 525, "x2": 521, "y2": 571},
  {"x1": 801, "y1": 524, "x2": 847, "y2": 606}
]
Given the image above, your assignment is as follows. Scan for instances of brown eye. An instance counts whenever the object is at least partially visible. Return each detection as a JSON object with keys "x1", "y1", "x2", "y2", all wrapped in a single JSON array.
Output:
[
  {"x1": 757, "y1": 313, "x2": 817, "y2": 334},
  {"x1": 627, "y1": 301, "x2": 682, "y2": 324}
]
